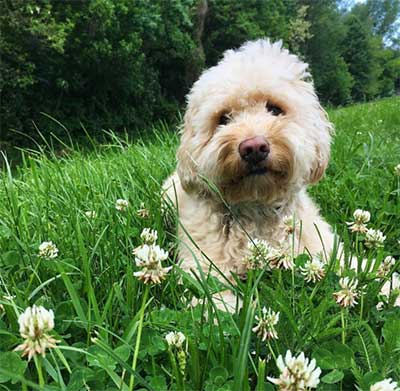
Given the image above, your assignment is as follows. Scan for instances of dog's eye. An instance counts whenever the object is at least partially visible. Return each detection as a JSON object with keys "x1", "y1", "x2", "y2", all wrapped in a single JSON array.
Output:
[
  {"x1": 218, "y1": 113, "x2": 231, "y2": 126},
  {"x1": 266, "y1": 103, "x2": 284, "y2": 116}
]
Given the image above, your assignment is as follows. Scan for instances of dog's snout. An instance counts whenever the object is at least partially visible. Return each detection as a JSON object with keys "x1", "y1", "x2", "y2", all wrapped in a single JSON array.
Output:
[{"x1": 239, "y1": 136, "x2": 270, "y2": 164}]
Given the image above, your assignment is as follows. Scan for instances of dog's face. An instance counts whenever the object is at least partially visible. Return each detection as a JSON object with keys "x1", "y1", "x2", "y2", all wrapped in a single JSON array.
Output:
[{"x1": 177, "y1": 40, "x2": 333, "y2": 205}]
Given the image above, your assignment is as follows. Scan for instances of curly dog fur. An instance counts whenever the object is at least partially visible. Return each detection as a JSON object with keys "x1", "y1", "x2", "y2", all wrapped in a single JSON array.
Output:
[{"x1": 164, "y1": 39, "x2": 336, "y2": 305}]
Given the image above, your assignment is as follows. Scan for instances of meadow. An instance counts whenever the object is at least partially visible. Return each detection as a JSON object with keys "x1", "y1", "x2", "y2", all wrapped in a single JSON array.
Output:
[{"x1": 0, "y1": 97, "x2": 399, "y2": 390}]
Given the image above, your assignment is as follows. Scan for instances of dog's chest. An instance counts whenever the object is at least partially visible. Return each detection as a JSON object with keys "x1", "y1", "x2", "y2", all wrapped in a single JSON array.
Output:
[
  {"x1": 178, "y1": 196, "x2": 293, "y2": 275},
  {"x1": 216, "y1": 206, "x2": 290, "y2": 273},
  {"x1": 224, "y1": 207, "x2": 286, "y2": 245}
]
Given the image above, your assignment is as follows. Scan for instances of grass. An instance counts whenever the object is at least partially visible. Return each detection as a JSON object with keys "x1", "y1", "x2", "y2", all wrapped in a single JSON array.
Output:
[{"x1": 0, "y1": 97, "x2": 399, "y2": 390}]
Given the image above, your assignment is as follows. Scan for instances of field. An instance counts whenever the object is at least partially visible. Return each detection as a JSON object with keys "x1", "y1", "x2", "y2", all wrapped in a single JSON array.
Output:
[{"x1": 0, "y1": 97, "x2": 399, "y2": 390}]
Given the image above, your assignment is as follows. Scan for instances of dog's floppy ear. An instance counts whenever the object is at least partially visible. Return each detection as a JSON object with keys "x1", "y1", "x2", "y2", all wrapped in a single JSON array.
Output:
[
  {"x1": 309, "y1": 145, "x2": 329, "y2": 184},
  {"x1": 309, "y1": 107, "x2": 333, "y2": 184},
  {"x1": 176, "y1": 106, "x2": 200, "y2": 192}
]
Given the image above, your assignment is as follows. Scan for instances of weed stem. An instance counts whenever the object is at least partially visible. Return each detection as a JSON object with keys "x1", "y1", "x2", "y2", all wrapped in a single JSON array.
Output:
[
  {"x1": 34, "y1": 355, "x2": 45, "y2": 388},
  {"x1": 129, "y1": 285, "x2": 149, "y2": 391}
]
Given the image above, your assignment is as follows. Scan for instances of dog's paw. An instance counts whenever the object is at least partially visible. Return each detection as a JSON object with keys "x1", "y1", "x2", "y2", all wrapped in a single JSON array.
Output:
[{"x1": 190, "y1": 290, "x2": 242, "y2": 313}]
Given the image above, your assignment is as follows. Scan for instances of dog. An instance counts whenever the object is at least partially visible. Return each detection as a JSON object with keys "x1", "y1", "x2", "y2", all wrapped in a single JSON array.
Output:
[{"x1": 163, "y1": 39, "x2": 336, "y2": 309}]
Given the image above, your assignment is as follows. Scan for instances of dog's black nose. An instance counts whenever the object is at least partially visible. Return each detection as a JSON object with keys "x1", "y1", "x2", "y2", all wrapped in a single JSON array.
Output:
[{"x1": 239, "y1": 136, "x2": 270, "y2": 164}]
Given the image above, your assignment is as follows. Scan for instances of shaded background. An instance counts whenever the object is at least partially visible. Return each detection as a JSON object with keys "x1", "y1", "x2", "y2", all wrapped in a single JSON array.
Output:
[{"x1": 1, "y1": 0, "x2": 399, "y2": 152}]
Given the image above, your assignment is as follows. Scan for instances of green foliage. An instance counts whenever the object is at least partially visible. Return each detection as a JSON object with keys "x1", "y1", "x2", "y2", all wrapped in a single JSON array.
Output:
[
  {"x1": 0, "y1": 0, "x2": 199, "y2": 146},
  {"x1": 1, "y1": 0, "x2": 399, "y2": 152},
  {"x1": 314, "y1": 97, "x2": 400, "y2": 255},
  {"x1": 301, "y1": 0, "x2": 354, "y2": 105},
  {"x1": 203, "y1": 0, "x2": 292, "y2": 66},
  {"x1": 342, "y1": 15, "x2": 377, "y2": 101},
  {"x1": 0, "y1": 98, "x2": 399, "y2": 389}
]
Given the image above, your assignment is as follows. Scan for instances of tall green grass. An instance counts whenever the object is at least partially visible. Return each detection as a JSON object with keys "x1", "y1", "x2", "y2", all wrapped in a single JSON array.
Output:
[{"x1": 0, "y1": 97, "x2": 399, "y2": 390}]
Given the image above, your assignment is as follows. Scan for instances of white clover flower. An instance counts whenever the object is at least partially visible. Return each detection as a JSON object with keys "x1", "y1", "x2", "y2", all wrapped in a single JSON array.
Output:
[
  {"x1": 165, "y1": 331, "x2": 186, "y2": 348},
  {"x1": 394, "y1": 164, "x2": 400, "y2": 176},
  {"x1": 115, "y1": 198, "x2": 129, "y2": 212},
  {"x1": 165, "y1": 331, "x2": 187, "y2": 375},
  {"x1": 269, "y1": 253, "x2": 294, "y2": 270},
  {"x1": 14, "y1": 305, "x2": 59, "y2": 361},
  {"x1": 377, "y1": 256, "x2": 396, "y2": 278},
  {"x1": 365, "y1": 229, "x2": 386, "y2": 249},
  {"x1": 137, "y1": 202, "x2": 150, "y2": 218},
  {"x1": 282, "y1": 215, "x2": 299, "y2": 235},
  {"x1": 134, "y1": 244, "x2": 168, "y2": 264},
  {"x1": 252, "y1": 307, "x2": 280, "y2": 341},
  {"x1": 371, "y1": 378, "x2": 400, "y2": 391},
  {"x1": 244, "y1": 239, "x2": 293, "y2": 270},
  {"x1": 267, "y1": 350, "x2": 321, "y2": 390},
  {"x1": 84, "y1": 210, "x2": 96, "y2": 219},
  {"x1": 333, "y1": 277, "x2": 359, "y2": 308},
  {"x1": 268, "y1": 241, "x2": 294, "y2": 270},
  {"x1": 300, "y1": 257, "x2": 325, "y2": 283},
  {"x1": 133, "y1": 244, "x2": 171, "y2": 284},
  {"x1": 38, "y1": 241, "x2": 59, "y2": 259},
  {"x1": 133, "y1": 267, "x2": 172, "y2": 285},
  {"x1": 140, "y1": 228, "x2": 158, "y2": 245},
  {"x1": 353, "y1": 209, "x2": 371, "y2": 223},
  {"x1": 346, "y1": 209, "x2": 370, "y2": 233},
  {"x1": 244, "y1": 239, "x2": 273, "y2": 270}
]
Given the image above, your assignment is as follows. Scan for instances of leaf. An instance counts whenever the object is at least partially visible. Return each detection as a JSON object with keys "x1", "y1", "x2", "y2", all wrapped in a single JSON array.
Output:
[
  {"x1": 312, "y1": 348, "x2": 336, "y2": 370},
  {"x1": 383, "y1": 317, "x2": 400, "y2": 352},
  {"x1": 87, "y1": 346, "x2": 116, "y2": 371},
  {"x1": 2, "y1": 250, "x2": 21, "y2": 266},
  {"x1": 148, "y1": 375, "x2": 167, "y2": 391},
  {"x1": 313, "y1": 342, "x2": 354, "y2": 370},
  {"x1": 147, "y1": 335, "x2": 166, "y2": 356},
  {"x1": 114, "y1": 344, "x2": 131, "y2": 362},
  {"x1": 210, "y1": 367, "x2": 229, "y2": 383},
  {"x1": 356, "y1": 323, "x2": 382, "y2": 370},
  {"x1": 0, "y1": 352, "x2": 27, "y2": 384},
  {"x1": 321, "y1": 369, "x2": 344, "y2": 384}
]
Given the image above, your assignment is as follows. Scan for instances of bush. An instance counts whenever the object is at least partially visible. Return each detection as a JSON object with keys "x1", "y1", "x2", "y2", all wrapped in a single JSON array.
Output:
[{"x1": 0, "y1": 0, "x2": 201, "y2": 145}]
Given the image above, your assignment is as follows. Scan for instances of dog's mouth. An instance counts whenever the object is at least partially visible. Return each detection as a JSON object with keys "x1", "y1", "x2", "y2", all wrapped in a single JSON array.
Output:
[
  {"x1": 248, "y1": 166, "x2": 268, "y2": 176},
  {"x1": 231, "y1": 165, "x2": 284, "y2": 182}
]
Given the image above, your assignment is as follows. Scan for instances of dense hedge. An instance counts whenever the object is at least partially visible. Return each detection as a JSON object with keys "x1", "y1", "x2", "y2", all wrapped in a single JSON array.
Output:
[{"x1": 0, "y1": 0, "x2": 399, "y2": 148}]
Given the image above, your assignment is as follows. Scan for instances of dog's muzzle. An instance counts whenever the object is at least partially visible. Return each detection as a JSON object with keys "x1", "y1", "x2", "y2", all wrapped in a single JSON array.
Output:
[{"x1": 239, "y1": 136, "x2": 269, "y2": 175}]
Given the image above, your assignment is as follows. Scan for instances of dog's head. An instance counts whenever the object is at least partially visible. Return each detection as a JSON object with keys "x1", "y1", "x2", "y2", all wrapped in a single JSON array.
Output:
[{"x1": 177, "y1": 39, "x2": 333, "y2": 205}]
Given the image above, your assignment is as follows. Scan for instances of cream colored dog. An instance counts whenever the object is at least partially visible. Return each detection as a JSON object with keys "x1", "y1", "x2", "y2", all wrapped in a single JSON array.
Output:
[{"x1": 164, "y1": 39, "x2": 336, "y2": 308}]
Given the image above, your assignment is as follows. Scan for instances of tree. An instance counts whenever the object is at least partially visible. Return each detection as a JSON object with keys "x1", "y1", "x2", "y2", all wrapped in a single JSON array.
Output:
[
  {"x1": 300, "y1": 0, "x2": 353, "y2": 105},
  {"x1": 0, "y1": 0, "x2": 200, "y2": 146},
  {"x1": 203, "y1": 0, "x2": 293, "y2": 66},
  {"x1": 342, "y1": 14, "x2": 378, "y2": 101}
]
